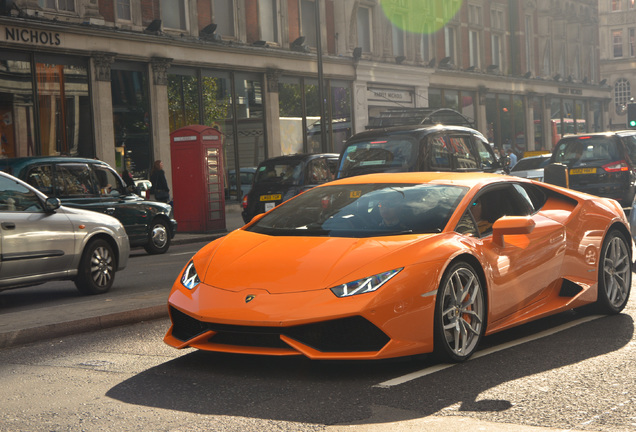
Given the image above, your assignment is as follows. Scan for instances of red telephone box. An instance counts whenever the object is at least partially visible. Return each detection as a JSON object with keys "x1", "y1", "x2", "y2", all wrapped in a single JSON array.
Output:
[{"x1": 170, "y1": 125, "x2": 225, "y2": 232}]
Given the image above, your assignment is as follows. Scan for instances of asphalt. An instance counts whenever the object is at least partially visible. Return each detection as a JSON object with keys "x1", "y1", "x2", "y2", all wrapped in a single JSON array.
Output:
[{"x1": 0, "y1": 202, "x2": 246, "y2": 350}]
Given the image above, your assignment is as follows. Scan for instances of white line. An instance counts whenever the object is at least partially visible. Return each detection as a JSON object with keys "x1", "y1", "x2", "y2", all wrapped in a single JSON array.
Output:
[
  {"x1": 374, "y1": 314, "x2": 604, "y2": 388},
  {"x1": 170, "y1": 251, "x2": 197, "y2": 256}
]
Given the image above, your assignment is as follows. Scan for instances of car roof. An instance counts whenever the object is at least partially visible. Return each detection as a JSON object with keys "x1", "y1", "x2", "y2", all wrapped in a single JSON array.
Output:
[
  {"x1": 556, "y1": 130, "x2": 636, "y2": 141},
  {"x1": 328, "y1": 171, "x2": 518, "y2": 189},
  {"x1": 344, "y1": 124, "x2": 487, "y2": 144},
  {"x1": 257, "y1": 153, "x2": 339, "y2": 165},
  {"x1": 0, "y1": 156, "x2": 109, "y2": 177}
]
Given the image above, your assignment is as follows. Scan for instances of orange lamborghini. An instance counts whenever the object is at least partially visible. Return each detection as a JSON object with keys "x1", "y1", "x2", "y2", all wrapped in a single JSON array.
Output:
[{"x1": 164, "y1": 172, "x2": 632, "y2": 362}]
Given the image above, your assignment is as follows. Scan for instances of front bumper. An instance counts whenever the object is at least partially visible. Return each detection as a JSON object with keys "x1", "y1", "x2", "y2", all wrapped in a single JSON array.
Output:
[{"x1": 164, "y1": 280, "x2": 438, "y2": 360}]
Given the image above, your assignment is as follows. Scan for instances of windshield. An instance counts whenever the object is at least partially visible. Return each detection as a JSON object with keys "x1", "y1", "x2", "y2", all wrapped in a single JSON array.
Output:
[
  {"x1": 553, "y1": 137, "x2": 620, "y2": 165},
  {"x1": 337, "y1": 137, "x2": 417, "y2": 178},
  {"x1": 247, "y1": 183, "x2": 467, "y2": 238},
  {"x1": 254, "y1": 161, "x2": 303, "y2": 185},
  {"x1": 511, "y1": 156, "x2": 550, "y2": 171}
]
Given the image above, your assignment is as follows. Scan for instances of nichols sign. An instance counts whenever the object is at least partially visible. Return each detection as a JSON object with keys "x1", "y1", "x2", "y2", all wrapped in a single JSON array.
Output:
[{"x1": 2, "y1": 26, "x2": 62, "y2": 46}]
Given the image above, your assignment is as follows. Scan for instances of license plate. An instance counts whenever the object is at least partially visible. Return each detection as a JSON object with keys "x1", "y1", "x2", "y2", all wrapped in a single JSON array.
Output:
[
  {"x1": 264, "y1": 202, "x2": 276, "y2": 212},
  {"x1": 260, "y1": 194, "x2": 282, "y2": 202},
  {"x1": 570, "y1": 168, "x2": 596, "y2": 175}
]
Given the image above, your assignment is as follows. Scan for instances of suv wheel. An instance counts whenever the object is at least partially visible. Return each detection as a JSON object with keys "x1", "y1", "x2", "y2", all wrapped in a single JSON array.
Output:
[
  {"x1": 144, "y1": 219, "x2": 171, "y2": 254},
  {"x1": 75, "y1": 239, "x2": 116, "y2": 295}
]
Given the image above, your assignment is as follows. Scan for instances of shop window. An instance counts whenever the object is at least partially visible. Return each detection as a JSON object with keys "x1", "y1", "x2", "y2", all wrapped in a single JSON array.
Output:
[
  {"x1": 168, "y1": 72, "x2": 200, "y2": 131},
  {"x1": 39, "y1": 0, "x2": 75, "y2": 12},
  {"x1": 35, "y1": 55, "x2": 91, "y2": 157},
  {"x1": 111, "y1": 64, "x2": 151, "y2": 178},
  {"x1": 161, "y1": 0, "x2": 187, "y2": 30}
]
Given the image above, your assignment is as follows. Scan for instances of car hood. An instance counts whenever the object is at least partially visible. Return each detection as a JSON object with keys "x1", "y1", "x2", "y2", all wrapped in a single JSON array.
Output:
[{"x1": 200, "y1": 230, "x2": 436, "y2": 293}]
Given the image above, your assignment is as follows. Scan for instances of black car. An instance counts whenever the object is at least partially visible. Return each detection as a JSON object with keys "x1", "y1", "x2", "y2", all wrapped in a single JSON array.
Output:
[
  {"x1": 0, "y1": 157, "x2": 177, "y2": 254},
  {"x1": 336, "y1": 124, "x2": 504, "y2": 179},
  {"x1": 549, "y1": 131, "x2": 636, "y2": 206},
  {"x1": 241, "y1": 153, "x2": 338, "y2": 223}
]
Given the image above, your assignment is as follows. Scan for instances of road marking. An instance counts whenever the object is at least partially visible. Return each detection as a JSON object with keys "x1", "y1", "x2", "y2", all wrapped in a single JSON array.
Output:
[
  {"x1": 170, "y1": 251, "x2": 197, "y2": 256},
  {"x1": 374, "y1": 314, "x2": 603, "y2": 388}
]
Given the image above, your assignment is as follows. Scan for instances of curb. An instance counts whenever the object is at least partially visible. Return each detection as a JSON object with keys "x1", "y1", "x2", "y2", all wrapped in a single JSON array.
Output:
[{"x1": 0, "y1": 305, "x2": 168, "y2": 349}]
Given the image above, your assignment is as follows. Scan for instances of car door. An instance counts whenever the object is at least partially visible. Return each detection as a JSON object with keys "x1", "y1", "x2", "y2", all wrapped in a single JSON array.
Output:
[
  {"x1": 92, "y1": 164, "x2": 149, "y2": 243},
  {"x1": 0, "y1": 175, "x2": 75, "y2": 282},
  {"x1": 461, "y1": 183, "x2": 566, "y2": 322}
]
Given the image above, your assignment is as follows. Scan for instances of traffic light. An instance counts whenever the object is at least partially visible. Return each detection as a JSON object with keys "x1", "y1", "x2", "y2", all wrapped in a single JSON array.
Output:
[{"x1": 628, "y1": 103, "x2": 636, "y2": 129}]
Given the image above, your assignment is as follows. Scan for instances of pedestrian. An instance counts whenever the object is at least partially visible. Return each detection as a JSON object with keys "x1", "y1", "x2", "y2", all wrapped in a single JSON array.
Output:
[
  {"x1": 507, "y1": 148, "x2": 518, "y2": 168},
  {"x1": 149, "y1": 160, "x2": 170, "y2": 203}
]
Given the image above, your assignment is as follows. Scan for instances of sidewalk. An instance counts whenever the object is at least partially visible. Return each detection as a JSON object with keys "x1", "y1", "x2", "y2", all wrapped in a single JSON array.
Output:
[{"x1": 0, "y1": 202, "x2": 246, "y2": 350}]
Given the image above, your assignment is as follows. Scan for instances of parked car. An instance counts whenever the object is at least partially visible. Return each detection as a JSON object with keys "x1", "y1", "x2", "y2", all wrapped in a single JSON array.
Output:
[
  {"x1": 0, "y1": 157, "x2": 177, "y2": 254},
  {"x1": 165, "y1": 172, "x2": 631, "y2": 362},
  {"x1": 0, "y1": 170, "x2": 130, "y2": 294},
  {"x1": 241, "y1": 153, "x2": 338, "y2": 223},
  {"x1": 134, "y1": 179, "x2": 152, "y2": 200},
  {"x1": 510, "y1": 153, "x2": 552, "y2": 182},
  {"x1": 336, "y1": 124, "x2": 505, "y2": 179},
  {"x1": 548, "y1": 131, "x2": 636, "y2": 206},
  {"x1": 226, "y1": 167, "x2": 256, "y2": 201}
]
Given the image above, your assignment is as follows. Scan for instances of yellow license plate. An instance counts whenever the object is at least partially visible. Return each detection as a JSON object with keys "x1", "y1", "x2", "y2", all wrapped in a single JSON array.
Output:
[
  {"x1": 570, "y1": 168, "x2": 596, "y2": 175},
  {"x1": 260, "y1": 194, "x2": 282, "y2": 202}
]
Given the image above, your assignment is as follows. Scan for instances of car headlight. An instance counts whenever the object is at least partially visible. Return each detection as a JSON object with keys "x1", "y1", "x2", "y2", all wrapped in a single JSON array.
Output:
[
  {"x1": 330, "y1": 268, "x2": 402, "y2": 298},
  {"x1": 181, "y1": 261, "x2": 200, "y2": 290}
]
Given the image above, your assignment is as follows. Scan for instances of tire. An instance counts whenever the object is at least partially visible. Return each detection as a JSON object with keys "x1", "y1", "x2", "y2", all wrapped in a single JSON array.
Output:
[
  {"x1": 434, "y1": 261, "x2": 486, "y2": 362},
  {"x1": 596, "y1": 230, "x2": 631, "y2": 314},
  {"x1": 144, "y1": 219, "x2": 171, "y2": 254},
  {"x1": 74, "y1": 239, "x2": 116, "y2": 295}
]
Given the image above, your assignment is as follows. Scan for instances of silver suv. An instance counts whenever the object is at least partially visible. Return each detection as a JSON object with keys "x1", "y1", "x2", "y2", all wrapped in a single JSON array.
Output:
[{"x1": 0, "y1": 171, "x2": 130, "y2": 295}]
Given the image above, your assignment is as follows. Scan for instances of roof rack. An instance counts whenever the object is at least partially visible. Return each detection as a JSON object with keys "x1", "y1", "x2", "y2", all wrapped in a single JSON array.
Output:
[{"x1": 367, "y1": 107, "x2": 475, "y2": 129}]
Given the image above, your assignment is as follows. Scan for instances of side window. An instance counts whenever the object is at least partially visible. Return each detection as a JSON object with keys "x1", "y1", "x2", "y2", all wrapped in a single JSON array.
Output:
[
  {"x1": 464, "y1": 185, "x2": 532, "y2": 237},
  {"x1": 427, "y1": 135, "x2": 451, "y2": 170},
  {"x1": 25, "y1": 165, "x2": 54, "y2": 196},
  {"x1": 622, "y1": 135, "x2": 636, "y2": 163},
  {"x1": 306, "y1": 158, "x2": 330, "y2": 184},
  {"x1": 0, "y1": 176, "x2": 44, "y2": 212},
  {"x1": 474, "y1": 137, "x2": 496, "y2": 169},
  {"x1": 512, "y1": 184, "x2": 537, "y2": 214},
  {"x1": 449, "y1": 135, "x2": 479, "y2": 170},
  {"x1": 55, "y1": 164, "x2": 99, "y2": 197},
  {"x1": 93, "y1": 166, "x2": 125, "y2": 196}
]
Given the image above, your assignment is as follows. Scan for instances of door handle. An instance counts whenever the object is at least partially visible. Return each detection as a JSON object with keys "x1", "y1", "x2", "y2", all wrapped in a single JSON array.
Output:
[
  {"x1": 1, "y1": 222, "x2": 16, "y2": 230},
  {"x1": 105, "y1": 208, "x2": 115, "y2": 215}
]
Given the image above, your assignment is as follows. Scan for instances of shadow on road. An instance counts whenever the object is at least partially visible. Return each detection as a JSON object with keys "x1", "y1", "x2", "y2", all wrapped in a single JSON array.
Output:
[{"x1": 106, "y1": 311, "x2": 634, "y2": 427}]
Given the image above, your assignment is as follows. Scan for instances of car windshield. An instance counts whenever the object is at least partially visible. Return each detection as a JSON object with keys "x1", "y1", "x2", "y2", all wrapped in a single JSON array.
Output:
[
  {"x1": 254, "y1": 161, "x2": 302, "y2": 185},
  {"x1": 246, "y1": 183, "x2": 467, "y2": 238},
  {"x1": 552, "y1": 137, "x2": 620, "y2": 165},
  {"x1": 338, "y1": 137, "x2": 417, "y2": 178},
  {"x1": 511, "y1": 156, "x2": 550, "y2": 171}
]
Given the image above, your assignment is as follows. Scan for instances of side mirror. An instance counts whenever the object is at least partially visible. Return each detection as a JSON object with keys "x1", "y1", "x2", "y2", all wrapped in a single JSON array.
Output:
[
  {"x1": 44, "y1": 197, "x2": 61, "y2": 213},
  {"x1": 492, "y1": 216, "x2": 535, "y2": 246}
]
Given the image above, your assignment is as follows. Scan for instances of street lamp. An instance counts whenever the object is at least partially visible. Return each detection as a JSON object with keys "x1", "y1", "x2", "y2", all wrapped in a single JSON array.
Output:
[{"x1": 315, "y1": 0, "x2": 328, "y2": 152}]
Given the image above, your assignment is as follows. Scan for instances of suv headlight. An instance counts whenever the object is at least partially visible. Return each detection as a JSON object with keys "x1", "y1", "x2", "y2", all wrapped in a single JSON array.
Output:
[
  {"x1": 181, "y1": 261, "x2": 200, "y2": 290},
  {"x1": 330, "y1": 268, "x2": 402, "y2": 298}
]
